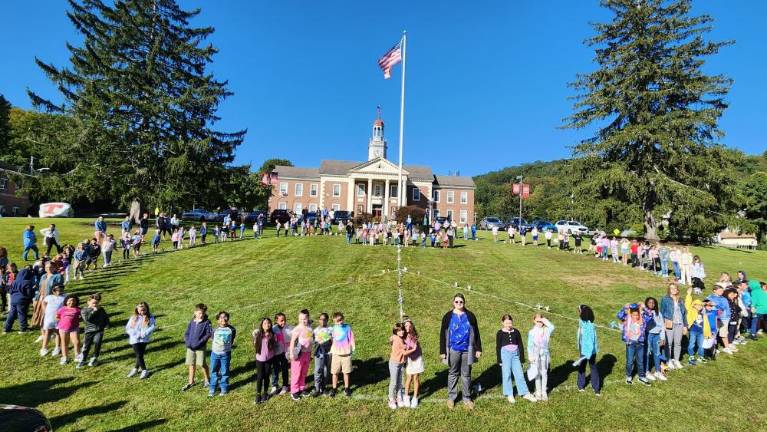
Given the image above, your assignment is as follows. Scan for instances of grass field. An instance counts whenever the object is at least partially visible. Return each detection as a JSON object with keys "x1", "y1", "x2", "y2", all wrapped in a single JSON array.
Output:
[{"x1": 1, "y1": 217, "x2": 766, "y2": 432}]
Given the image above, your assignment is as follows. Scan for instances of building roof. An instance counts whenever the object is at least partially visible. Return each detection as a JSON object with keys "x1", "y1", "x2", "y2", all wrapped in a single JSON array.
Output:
[
  {"x1": 273, "y1": 165, "x2": 320, "y2": 179},
  {"x1": 434, "y1": 175, "x2": 476, "y2": 188},
  {"x1": 319, "y1": 160, "x2": 359, "y2": 176},
  {"x1": 404, "y1": 165, "x2": 433, "y2": 182},
  {"x1": 719, "y1": 231, "x2": 756, "y2": 240}
]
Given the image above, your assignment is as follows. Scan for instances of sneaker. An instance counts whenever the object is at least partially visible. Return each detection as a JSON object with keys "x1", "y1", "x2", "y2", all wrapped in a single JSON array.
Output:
[
  {"x1": 255, "y1": 395, "x2": 264, "y2": 404},
  {"x1": 400, "y1": 395, "x2": 410, "y2": 408},
  {"x1": 410, "y1": 396, "x2": 419, "y2": 408},
  {"x1": 182, "y1": 383, "x2": 195, "y2": 392},
  {"x1": 463, "y1": 400, "x2": 475, "y2": 410},
  {"x1": 39, "y1": 348, "x2": 49, "y2": 357},
  {"x1": 540, "y1": 392, "x2": 548, "y2": 401},
  {"x1": 645, "y1": 373, "x2": 656, "y2": 381},
  {"x1": 291, "y1": 393, "x2": 301, "y2": 401},
  {"x1": 269, "y1": 386, "x2": 277, "y2": 395},
  {"x1": 219, "y1": 391, "x2": 227, "y2": 397},
  {"x1": 60, "y1": 357, "x2": 68, "y2": 365},
  {"x1": 310, "y1": 389, "x2": 321, "y2": 398},
  {"x1": 674, "y1": 359, "x2": 684, "y2": 369},
  {"x1": 638, "y1": 377, "x2": 650, "y2": 386},
  {"x1": 51, "y1": 347, "x2": 60, "y2": 356},
  {"x1": 730, "y1": 346, "x2": 739, "y2": 353},
  {"x1": 698, "y1": 357, "x2": 708, "y2": 364},
  {"x1": 344, "y1": 388, "x2": 352, "y2": 397},
  {"x1": 75, "y1": 353, "x2": 83, "y2": 362},
  {"x1": 447, "y1": 399, "x2": 455, "y2": 409},
  {"x1": 301, "y1": 389, "x2": 312, "y2": 397},
  {"x1": 127, "y1": 368, "x2": 138, "y2": 378},
  {"x1": 595, "y1": 392, "x2": 602, "y2": 397},
  {"x1": 507, "y1": 395, "x2": 515, "y2": 404},
  {"x1": 688, "y1": 359, "x2": 697, "y2": 366},
  {"x1": 578, "y1": 388, "x2": 585, "y2": 393},
  {"x1": 523, "y1": 393, "x2": 538, "y2": 402},
  {"x1": 655, "y1": 371, "x2": 667, "y2": 381},
  {"x1": 328, "y1": 388, "x2": 336, "y2": 398},
  {"x1": 626, "y1": 377, "x2": 633, "y2": 385},
  {"x1": 34, "y1": 335, "x2": 44, "y2": 343},
  {"x1": 722, "y1": 347, "x2": 734, "y2": 355},
  {"x1": 88, "y1": 357, "x2": 97, "y2": 367},
  {"x1": 666, "y1": 361, "x2": 676, "y2": 370},
  {"x1": 139, "y1": 370, "x2": 149, "y2": 379},
  {"x1": 279, "y1": 386, "x2": 289, "y2": 395},
  {"x1": 76, "y1": 361, "x2": 85, "y2": 369},
  {"x1": 208, "y1": 390, "x2": 215, "y2": 397},
  {"x1": 388, "y1": 399, "x2": 397, "y2": 410}
]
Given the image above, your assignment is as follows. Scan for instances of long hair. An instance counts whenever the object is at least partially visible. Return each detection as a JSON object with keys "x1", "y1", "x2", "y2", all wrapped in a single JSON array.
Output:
[
  {"x1": 132, "y1": 302, "x2": 151, "y2": 326},
  {"x1": 644, "y1": 297, "x2": 659, "y2": 313},
  {"x1": 578, "y1": 304, "x2": 595, "y2": 322},
  {"x1": 404, "y1": 319, "x2": 419, "y2": 340},
  {"x1": 254, "y1": 317, "x2": 275, "y2": 354}
]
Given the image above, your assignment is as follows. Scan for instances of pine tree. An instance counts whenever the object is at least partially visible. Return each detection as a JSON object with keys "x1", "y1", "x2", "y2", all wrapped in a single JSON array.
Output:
[
  {"x1": 565, "y1": 0, "x2": 740, "y2": 240},
  {"x1": 29, "y1": 0, "x2": 245, "y2": 210}
]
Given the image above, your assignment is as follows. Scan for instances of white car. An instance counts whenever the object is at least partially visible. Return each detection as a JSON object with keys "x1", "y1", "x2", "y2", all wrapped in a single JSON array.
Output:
[{"x1": 555, "y1": 220, "x2": 589, "y2": 234}]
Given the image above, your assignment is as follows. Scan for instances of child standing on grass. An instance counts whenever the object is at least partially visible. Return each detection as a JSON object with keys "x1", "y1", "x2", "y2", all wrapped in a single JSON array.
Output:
[
  {"x1": 388, "y1": 323, "x2": 409, "y2": 409},
  {"x1": 575, "y1": 305, "x2": 601, "y2": 396},
  {"x1": 182, "y1": 304, "x2": 213, "y2": 391},
  {"x1": 312, "y1": 313, "x2": 333, "y2": 397},
  {"x1": 403, "y1": 319, "x2": 424, "y2": 408},
  {"x1": 270, "y1": 313, "x2": 291, "y2": 396},
  {"x1": 73, "y1": 243, "x2": 87, "y2": 281},
  {"x1": 209, "y1": 311, "x2": 236, "y2": 396},
  {"x1": 131, "y1": 230, "x2": 143, "y2": 258},
  {"x1": 685, "y1": 287, "x2": 711, "y2": 365},
  {"x1": 545, "y1": 229, "x2": 552, "y2": 249},
  {"x1": 56, "y1": 294, "x2": 82, "y2": 365},
  {"x1": 329, "y1": 311, "x2": 355, "y2": 397},
  {"x1": 253, "y1": 317, "x2": 276, "y2": 404},
  {"x1": 79, "y1": 293, "x2": 109, "y2": 368},
  {"x1": 288, "y1": 309, "x2": 314, "y2": 400},
  {"x1": 188, "y1": 225, "x2": 197, "y2": 248},
  {"x1": 40, "y1": 284, "x2": 65, "y2": 357},
  {"x1": 617, "y1": 304, "x2": 650, "y2": 386},
  {"x1": 527, "y1": 313, "x2": 555, "y2": 400},
  {"x1": 151, "y1": 229, "x2": 161, "y2": 254},
  {"x1": 642, "y1": 297, "x2": 666, "y2": 381},
  {"x1": 496, "y1": 314, "x2": 537, "y2": 404},
  {"x1": 126, "y1": 302, "x2": 156, "y2": 379},
  {"x1": 121, "y1": 231, "x2": 132, "y2": 260},
  {"x1": 171, "y1": 228, "x2": 180, "y2": 250}
]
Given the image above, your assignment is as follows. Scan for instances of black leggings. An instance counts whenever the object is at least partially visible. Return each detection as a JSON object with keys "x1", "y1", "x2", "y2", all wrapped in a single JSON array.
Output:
[
  {"x1": 132, "y1": 342, "x2": 148, "y2": 369},
  {"x1": 256, "y1": 359, "x2": 273, "y2": 397},
  {"x1": 82, "y1": 331, "x2": 104, "y2": 360}
]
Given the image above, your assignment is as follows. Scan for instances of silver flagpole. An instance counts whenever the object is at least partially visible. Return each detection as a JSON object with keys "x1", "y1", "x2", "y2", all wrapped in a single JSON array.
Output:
[{"x1": 397, "y1": 31, "x2": 407, "y2": 211}]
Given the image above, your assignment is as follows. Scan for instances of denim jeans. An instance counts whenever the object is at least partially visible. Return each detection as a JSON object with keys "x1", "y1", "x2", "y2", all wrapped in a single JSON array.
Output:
[
  {"x1": 388, "y1": 360, "x2": 404, "y2": 400},
  {"x1": 660, "y1": 259, "x2": 669, "y2": 277},
  {"x1": 209, "y1": 352, "x2": 231, "y2": 393},
  {"x1": 22, "y1": 245, "x2": 39, "y2": 261},
  {"x1": 314, "y1": 352, "x2": 331, "y2": 391},
  {"x1": 500, "y1": 348, "x2": 529, "y2": 396},
  {"x1": 687, "y1": 329, "x2": 704, "y2": 358},
  {"x1": 672, "y1": 262, "x2": 681, "y2": 280},
  {"x1": 4, "y1": 301, "x2": 30, "y2": 332},
  {"x1": 625, "y1": 341, "x2": 645, "y2": 378},
  {"x1": 751, "y1": 313, "x2": 765, "y2": 336},
  {"x1": 346, "y1": 233, "x2": 352, "y2": 245},
  {"x1": 645, "y1": 333, "x2": 661, "y2": 373}
]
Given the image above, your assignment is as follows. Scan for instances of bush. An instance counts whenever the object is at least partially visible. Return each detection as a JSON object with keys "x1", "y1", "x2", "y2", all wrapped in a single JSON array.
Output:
[{"x1": 395, "y1": 205, "x2": 426, "y2": 224}]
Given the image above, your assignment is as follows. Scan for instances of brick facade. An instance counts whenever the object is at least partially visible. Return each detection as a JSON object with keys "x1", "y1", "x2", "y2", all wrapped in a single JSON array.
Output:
[{"x1": 0, "y1": 175, "x2": 31, "y2": 216}]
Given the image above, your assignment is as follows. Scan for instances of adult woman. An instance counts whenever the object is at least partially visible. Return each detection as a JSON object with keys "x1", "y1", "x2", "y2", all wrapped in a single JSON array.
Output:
[
  {"x1": 660, "y1": 283, "x2": 687, "y2": 370},
  {"x1": 40, "y1": 224, "x2": 62, "y2": 256},
  {"x1": 439, "y1": 293, "x2": 482, "y2": 410},
  {"x1": 31, "y1": 262, "x2": 63, "y2": 331}
]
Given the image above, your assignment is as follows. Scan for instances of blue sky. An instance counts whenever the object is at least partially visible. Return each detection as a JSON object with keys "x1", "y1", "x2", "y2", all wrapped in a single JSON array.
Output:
[{"x1": 1, "y1": 1, "x2": 765, "y2": 176}]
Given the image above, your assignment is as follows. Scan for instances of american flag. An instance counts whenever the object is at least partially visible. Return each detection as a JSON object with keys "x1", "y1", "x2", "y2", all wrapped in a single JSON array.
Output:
[{"x1": 378, "y1": 41, "x2": 402, "y2": 79}]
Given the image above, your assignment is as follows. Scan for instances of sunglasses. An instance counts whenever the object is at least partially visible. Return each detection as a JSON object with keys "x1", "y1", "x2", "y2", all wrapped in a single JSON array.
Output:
[{"x1": 454, "y1": 300, "x2": 464, "y2": 304}]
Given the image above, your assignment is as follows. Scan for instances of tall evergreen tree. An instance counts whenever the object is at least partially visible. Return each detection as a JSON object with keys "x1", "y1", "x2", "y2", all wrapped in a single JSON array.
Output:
[
  {"x1": 0, "y1": 95, "x2": 10, "y2": 157},
  {"x1": 565, "y1": 0, "x2": 740, "y2": 240},
  {"x1": 29, "y1": 0, "x2": 245, "y2": 210}
]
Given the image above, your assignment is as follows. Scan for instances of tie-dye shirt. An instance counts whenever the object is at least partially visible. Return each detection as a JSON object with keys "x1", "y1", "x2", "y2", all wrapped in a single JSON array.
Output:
[
  {"x1": 314, "y1": 326, "x2": 333, "y2": 356},
  {"x1": 330, "y1": 323, "x2": 356, "y2": 356},
  {"x1": 211, "y1": 325, "x2": 236, "y2": 354}
]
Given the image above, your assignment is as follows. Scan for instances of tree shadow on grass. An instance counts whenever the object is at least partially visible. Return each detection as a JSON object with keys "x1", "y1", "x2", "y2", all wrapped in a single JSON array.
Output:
[
  {"x1": 351, "y1": 357, "x2": 388, "y2": 391},
  {"x1": 417, "y1": 367, "x2": 448, "y2": 399},
  {"x1": 107, "y1": 419, "x2": 168, "y2": 432},
  {"x1": 0, "y1": 378, "x2": 97, "y2": 406},
  {"x1": 597, "y1": 353, "x2": 618, "y2": 388},
  {"x1": 548, "y1": 359, "x2": 576, "y2": 392},
  {"x1": 49, "y1": 400, "x2": 127, "y2": 430}
]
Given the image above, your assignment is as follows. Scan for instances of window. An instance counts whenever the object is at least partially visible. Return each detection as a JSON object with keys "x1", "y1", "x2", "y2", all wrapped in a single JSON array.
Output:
[
  {"x1": 447, "y1": 191, "x2": 455, "y2": 204},
  {"x1": 412, "y1": 187, "x2": 420, "y2": 201},
  {"x1": 432, "y1": 190, "x2": 440, "y2": 203},
  {"x1": 389, "y1": 184, "x2": 398, "y2": 198},
  {"x1": 12, "y1": 206, "x2": 19, "y2": 216},
  {"x1": 309, "y1": 204, "x2": 318, "y2": 212},
  {"x1": 460, "y1": 210, "x2": 468, "y2": 224},
  {"x1": 357, "y1": 204, "x2": 364, "y2": 213},
  {"x1": 310, "y1": 184, "x2": 318, "y2": 197},
  {"x1": 332, "y1": 204, "x2": 341, "y2": 211},
  {"x1": 333, "y1": 184, "x2": 341, "y2": 197},
  {"x1": 461, "y1": 191, "x2": 468, "y2": 204},
  {"x1": 295, "y1": 183, "x2": 304, "y2": 197},
  {"x1": 374, "y1": 184, "x2": 383, "y2": 197},
  {"x1": 279, "y1": 202, "x2": 287, "y2": 210},
  {"x1": 279, "y1": 183, "x2": 288, "y2": 196},
  {"x1": 294, "y1": 203, "x2": 303, "y2": 213},
  {"x1": 357, "y1": 184, "x2": 366, "y2": 197},
  {"x1": 0, "y1": 177, "x2": 7, "y2": 191},
  {"x1": 447, "y1": 210, "x2": 453, "y2": 221}
]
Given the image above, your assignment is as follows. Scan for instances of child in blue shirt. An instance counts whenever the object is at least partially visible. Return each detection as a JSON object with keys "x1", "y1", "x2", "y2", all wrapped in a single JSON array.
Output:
[{"x1": 209, "y1": 311, "x2": 236, "y2": 396}]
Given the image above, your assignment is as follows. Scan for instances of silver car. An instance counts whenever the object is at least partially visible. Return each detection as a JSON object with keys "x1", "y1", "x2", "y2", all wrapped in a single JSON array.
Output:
[{"x1": 479, "y1": 217, "x2": 506, "y2": 231}]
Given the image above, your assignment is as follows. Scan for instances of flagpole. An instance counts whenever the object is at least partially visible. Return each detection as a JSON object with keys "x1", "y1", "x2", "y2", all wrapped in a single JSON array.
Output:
[{"x1": 397, "y1": 31, "x2": 407, "y2": 212}]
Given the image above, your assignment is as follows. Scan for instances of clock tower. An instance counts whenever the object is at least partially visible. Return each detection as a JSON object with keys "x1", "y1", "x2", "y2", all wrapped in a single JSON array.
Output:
[{"x1": 368, "y1": 107, "x2": 388, "y2": 160}]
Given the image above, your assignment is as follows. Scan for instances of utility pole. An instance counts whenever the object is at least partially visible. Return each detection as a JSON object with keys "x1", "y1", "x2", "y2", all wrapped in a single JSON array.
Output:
[{"x1": 516, "y1": 176, "x2": 523, "y2": 228}]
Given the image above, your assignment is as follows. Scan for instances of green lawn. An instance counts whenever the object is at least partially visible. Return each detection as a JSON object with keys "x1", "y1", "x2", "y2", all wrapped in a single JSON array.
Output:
[{"x1": 1, "y1": 218, "x2": 766, "y2": 431}]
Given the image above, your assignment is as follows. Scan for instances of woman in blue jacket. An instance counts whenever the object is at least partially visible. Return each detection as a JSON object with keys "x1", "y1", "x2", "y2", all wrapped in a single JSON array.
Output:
[{"x1": 660, "y1": 283, "x2": 687, "y2": 370}]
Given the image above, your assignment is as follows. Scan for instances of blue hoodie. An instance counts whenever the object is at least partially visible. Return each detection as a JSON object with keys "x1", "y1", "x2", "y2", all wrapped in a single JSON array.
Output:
[
  {"x1": 184, "y1": 317, "x2": 213, "y2": 350},
  {"x1": 577, "y1": 320, "x2": 599, "y2": 357},
  {"x1": 95, "y1": 219, "x2": 107, "y2": 233},
  {"x1": 706, "y1": 293, "x2": 730, "y2": 322},
  {"x1": 9, "y1": 268, "x2": 35, "y2": 303},
  {"x1": 23, "y1": 229, "x2": 36, "y2": 248}
]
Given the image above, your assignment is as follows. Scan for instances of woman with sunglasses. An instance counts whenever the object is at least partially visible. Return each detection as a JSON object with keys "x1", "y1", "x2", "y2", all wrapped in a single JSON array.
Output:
[{"x1": 439, "y1": 293, "x2": 482, "y2": 410}]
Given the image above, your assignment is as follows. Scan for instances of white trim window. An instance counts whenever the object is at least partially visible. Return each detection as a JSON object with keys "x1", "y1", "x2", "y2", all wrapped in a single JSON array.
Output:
[
  {"x1": 278, "y1": 202, "x2": 287, "y2": 210},
  {"x1": 295, "y1": 183, "x2": 304, "y2": 197},
  {"x1": 310, "y1": 184, "x2": 318, "y2": 197},
  {"x1": 357, "y1": 184, "x2": 366, "y2": 197},
  {"x1": 447, "y1": 209, "x2": 453, "y2": 221},
  {"x1": 333, "y1": 184, "x2": 341, "y2": 197},
  {"x1": 460, "y1": 191, "x2": 468, "y2": 204},
  {"x1": 412, "y1": 187, "x2": 421, "y2": 201},
  {"x1": 0, "y1": 176, "x2": 8, "y2": 191},
  {"x1": 432, "y1": 190, "x2": 440, "y2": 203},
  {"x1": 447, "y1": 191, "x2": 455, "y2": 204},
  {"x1": 309, "y1": 203, "x2": 318, "y2": 212},
  {"x1": 389, "y1": 184, "x2": 398, "y2": 198},
  {"x1": 332, "y1": 204, "x2": 341, "y2": 211},
  {"x1": 294, "y1": 203, "x2": 303, "y2": 213},
  {"x1": 279, "y1": 183, "x2": 288, "y2": 197},
  {"x1": 374, "y1": 184, "x2": 383, "y2": 197},
  {"x1": 460, "y1": 209, "x2": 468, "y2": 224}
]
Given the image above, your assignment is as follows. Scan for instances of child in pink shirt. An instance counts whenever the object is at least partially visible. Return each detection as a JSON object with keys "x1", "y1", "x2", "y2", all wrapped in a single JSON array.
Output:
[{"x1": 56, "y1": 294, "x2": 82, "y2": 365}]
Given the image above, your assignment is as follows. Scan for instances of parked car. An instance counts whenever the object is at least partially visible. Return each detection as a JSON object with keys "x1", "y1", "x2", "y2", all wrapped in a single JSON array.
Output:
[
  {"x1": 0, "y1": 404, "x2": 52, "y2": 431},
  {"x1": 531, "y1": 219, "x2": 557, "y2": 232},
  {"x1": 555, "y1": 220, "x2": 589, "y2": 234},
  {"x1": 332, "y1": 210, "x2": 351, "y2": 225},
  {"x1": 298, "y1": 211, "x2": 319, "y2": 225},
  {"x1": 270, "y1": 209, "x2": 291, "y2": 225},
  {"x1": 182, "y1": 208, "x2": 217, "y2": 222},
  {"x1": 242, "y1": 210, "x2": 266, "y2": 224},
  {"x1": 507, "y1": 217, "x2": 531, "y2": 231},
  {"x1": 479, "y1": 217, "x2": 506, "y2": 231},
  {"x1": 436, "y1": 216, "x2": 449, "y2": 225}
]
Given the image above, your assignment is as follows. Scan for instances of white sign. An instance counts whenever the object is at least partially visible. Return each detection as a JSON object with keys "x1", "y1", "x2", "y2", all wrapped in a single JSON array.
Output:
[{"x1": 39, "y1": 202, "x2": 74, "y2": 218}]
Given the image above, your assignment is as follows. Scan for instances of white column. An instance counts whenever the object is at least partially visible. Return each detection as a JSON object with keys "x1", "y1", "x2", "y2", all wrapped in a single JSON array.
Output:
[
  {"x1": 384, "y1": 178, "x2": 390, "y2": 221},
  {"x1": 367, "y1": 177, "x2": 373, "y2": 214},
  {"x1": 347, "y1": 177, "x2": 355, "y2": 212}
]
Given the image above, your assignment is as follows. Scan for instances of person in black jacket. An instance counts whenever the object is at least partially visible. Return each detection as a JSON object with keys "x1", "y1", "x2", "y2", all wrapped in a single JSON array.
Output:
[
  {"x1": 496, "y1": 314, "x2": 537, "y2": 403},
  {"x1": 439, "y1": 293, "x2": 482, "y2": 410},
  {"x1": 3, "y1": 267, "x2": 35, "y2": 333},
  {"x1": 79, "y1": 293, "x2": 110, "y2": 368}
]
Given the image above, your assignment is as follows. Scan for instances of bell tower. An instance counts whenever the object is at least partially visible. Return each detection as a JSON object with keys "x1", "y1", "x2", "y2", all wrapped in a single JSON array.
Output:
[{"x1": 368, "y1": 106, "x2": 387, "y2": 160}]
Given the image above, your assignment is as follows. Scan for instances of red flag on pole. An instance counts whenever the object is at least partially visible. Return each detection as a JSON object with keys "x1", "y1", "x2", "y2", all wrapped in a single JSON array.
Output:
[
  {"x1": 522, "y1": 184, "x2": 530, "y2": 199},
  {"x1": 512, "y1": 183, "x2": 520, "y2": 195}
]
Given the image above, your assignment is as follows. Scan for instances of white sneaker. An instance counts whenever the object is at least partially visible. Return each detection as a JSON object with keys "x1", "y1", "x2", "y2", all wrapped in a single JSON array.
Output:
[
  {"x1": 39, "y1": 348, "x2": 49, "y2": 357},
  {"x1": 88, "y1": 357, "x2": 97, "y2": 367},
  {"x1": 730, "y1": 346, "x2": 739, "y2": 353},
  {"x1": 655, "y1": 371, "x2": 667, "y2": 381},
  {"x1": 34, "y1": 335, "x2": 44, "y2": 343},
  {"x1": 75, "y1": 353, "x2": 83, "y2": 362},
  {"x1": 674, "y1": 359, "x2": 684, "y2": 369},
  {"x1": 51, "y1": 347, "x2": 60, "y2": 356},
  {"x1": 540, "y1": 392, "x2": 548, "y2": 401},
  {"x1": 388, "y1": 399, "x2": 397, "y2": 410},
  {"x1": 279, "y1": 386, "x2": 289, "y2": 395},
  {"x1": 646, "y1": 372, "x2": 656, "y2": 381},
  {"x1": 140, "y1": 370, "x2": 149, "y2": 379},
  {"x1": 59, "y1": 356, "x2": 67, "y2": 365},
  {"x1": 523, "y1": 393, "x2": 538, "y2": 403},
  {"x1": 507, "y1": 395, "x2": 515, "y2": 404},
  {"x1": 666, "y1": 361, "x2": 676, "y2": 370},
  {"x1": 400, "y1": 395, "x2": 410, "y2": 408},
  {"x1": 127, "y1": 368, "x2": 138, "y2": 378},
  {"x1": 410, "y1": 396, "x2": 418, "y2": 408},
  {"x1": 722, "y1": 347, "x2": 734, "y2": 355}
]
